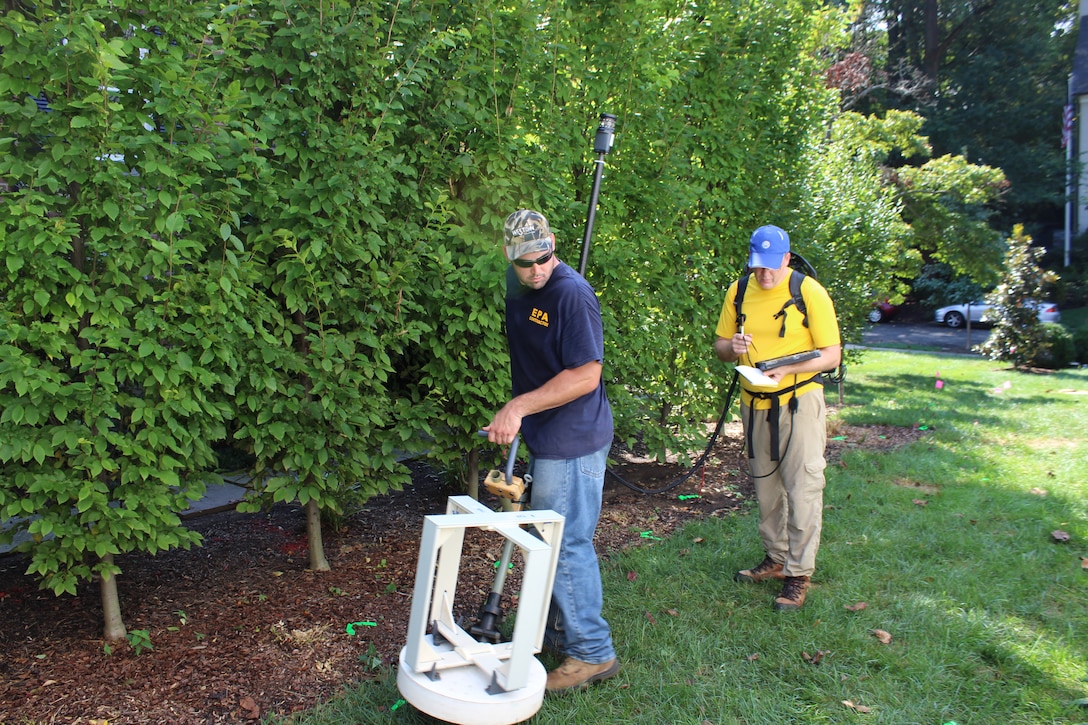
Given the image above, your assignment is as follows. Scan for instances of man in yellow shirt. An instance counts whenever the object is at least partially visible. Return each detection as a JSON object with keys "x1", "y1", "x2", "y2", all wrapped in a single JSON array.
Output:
[{"x1": 713, "y1": 225, "x2": 841, "y2": 610}]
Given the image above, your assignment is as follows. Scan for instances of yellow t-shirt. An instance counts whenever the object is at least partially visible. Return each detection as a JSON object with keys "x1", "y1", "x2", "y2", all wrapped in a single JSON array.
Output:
[{"x1": 715, "y1": 272, "x2": 841, "y2": 409}]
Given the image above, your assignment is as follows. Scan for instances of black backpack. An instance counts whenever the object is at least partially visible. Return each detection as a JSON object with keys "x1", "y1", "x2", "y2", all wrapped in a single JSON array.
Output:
[{"x1": 734, "y1": 268, "x2": 808, "y2": 338}]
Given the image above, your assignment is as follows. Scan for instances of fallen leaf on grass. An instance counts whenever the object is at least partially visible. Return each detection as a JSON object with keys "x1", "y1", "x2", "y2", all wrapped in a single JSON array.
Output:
[
  {"x1": 845, "y1": 602, "x2": 868, "y2": 611},
  {"x1": 912, "y1": 499, "x2": 928, "y2": 506},
  {"x1": 746, "y1": 653, "x2": 760, "y2": 661},
  {"x1": 1081, "y1": 557, "x2": 1088, "y2": 571},
  {"x1": 664, "y1": 608, "x2": 680, "y2": 617},
  {"x1": 842, "y1": 700, "x2": 872, "y2": 713},
  {"x1": 871, "y1": 629, "x2": 893, "y2": 644},
  {"x1": 627, "y1": 571, "x2": 638, "y2": 582},
  {"x1": 1052, "y1": 530, "x2": 1071, "y2": 543},
  {"x1": 1029, "y1": 487, "x2": 1047, "y2": 497},
  {"x1": 802, "y1": 650, "x2": 829, "y2": 665},
  {"x1": 644, "y1": 611, "x2": 657, "y2": 625}
]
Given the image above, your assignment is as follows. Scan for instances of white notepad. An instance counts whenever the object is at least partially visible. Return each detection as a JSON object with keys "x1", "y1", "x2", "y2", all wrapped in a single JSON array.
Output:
[{"x1": 736, "y1": 365, "x2": 778, "y2": 389}]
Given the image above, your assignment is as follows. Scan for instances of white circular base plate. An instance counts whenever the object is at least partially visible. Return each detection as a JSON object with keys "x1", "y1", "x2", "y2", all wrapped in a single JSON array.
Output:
[{"x1": 397, "y1": 640, "x2": 546, "y2": 725}]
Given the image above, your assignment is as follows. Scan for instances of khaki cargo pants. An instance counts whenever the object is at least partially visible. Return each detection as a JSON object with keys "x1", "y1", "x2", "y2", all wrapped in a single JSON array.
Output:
[{"x1": 740, "y1": 388, "x2": 827, "y2": 577}]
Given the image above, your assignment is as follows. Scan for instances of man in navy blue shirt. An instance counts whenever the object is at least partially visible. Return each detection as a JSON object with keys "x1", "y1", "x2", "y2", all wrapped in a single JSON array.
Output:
[{"x1": 484, "y1": 209, "x2": 619, "y2": 693}]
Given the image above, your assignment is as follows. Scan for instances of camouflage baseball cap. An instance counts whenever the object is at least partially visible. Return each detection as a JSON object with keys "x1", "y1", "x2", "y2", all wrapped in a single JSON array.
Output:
[{"x1": 503, "y1": 209, "x2": 553, "y2": 261}]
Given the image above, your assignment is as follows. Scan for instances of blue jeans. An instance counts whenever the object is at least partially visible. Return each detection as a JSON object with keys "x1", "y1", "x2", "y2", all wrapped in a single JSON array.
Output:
[{"x1": 529, "y1": 443, "x2": 616, "y2": 665}]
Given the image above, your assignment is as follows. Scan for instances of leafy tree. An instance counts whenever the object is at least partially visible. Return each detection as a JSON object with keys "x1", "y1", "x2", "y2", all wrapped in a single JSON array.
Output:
[
  {"x1": 400, "y1": 2, "x2": 557, "y2": 489},
  {"x1": 795, "y1": 109, "x2": 1006, "y2": 341},
  {"x1": 0, "y1": 3, "x2": 260, "y2": 639},
  {"x1": 796, "y1": 109, "x2": 916, "y2": 341},
  {"x1": 566, "y1": 0, "x2": 843, "y2": 461},
  {"x1": 360, "y1": 0, "x2": 852, "y2": 468},
  {"x1": 895, "y1": 152, "x2": 1008, "y2": 285},
  {"x1": 910, "y1": 262, "x2": 987, "y2": 311},
  {"x1": 979, "y1": 225, "x2": 1060, "y2": 366},
  {"x1": 849, "y1": 0, "x2": 1077, "y2": 239},
  {"x1": 219, "y1": 2, "x2": 436, "y2": 571}
]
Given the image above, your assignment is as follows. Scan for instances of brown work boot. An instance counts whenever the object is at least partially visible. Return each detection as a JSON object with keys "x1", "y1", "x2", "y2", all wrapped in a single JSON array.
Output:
[
  {"x1": 773, "y1": 575, "x2": 811, "y2": 611},
  {"x1": 545, "y1": 657, "x2": 620, "y2": 693},
  {"x1": 734, "y1": 555, "x2": 785, "y2": 583}
]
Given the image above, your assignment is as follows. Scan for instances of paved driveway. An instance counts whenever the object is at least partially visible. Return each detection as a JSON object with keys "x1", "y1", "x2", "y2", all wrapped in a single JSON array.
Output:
[{"x1": 859, "y1": 321, "x2": 992, "y2": 354}]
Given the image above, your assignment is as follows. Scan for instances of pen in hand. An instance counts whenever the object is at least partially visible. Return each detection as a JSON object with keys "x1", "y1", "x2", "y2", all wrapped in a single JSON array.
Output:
[{"x1": 737, "y1": 325, "x2": 757, "y2": 363}]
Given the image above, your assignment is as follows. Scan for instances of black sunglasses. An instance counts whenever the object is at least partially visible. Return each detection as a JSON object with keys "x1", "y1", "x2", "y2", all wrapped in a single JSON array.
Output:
[{"x1": 512, "y1": 250, "x2": 554, "y2": 268}]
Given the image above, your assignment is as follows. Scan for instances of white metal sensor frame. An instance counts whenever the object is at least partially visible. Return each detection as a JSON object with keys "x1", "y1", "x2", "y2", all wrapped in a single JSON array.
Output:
[{"x1": 398, "y1": 495, "x2": 564, "y2": 723}]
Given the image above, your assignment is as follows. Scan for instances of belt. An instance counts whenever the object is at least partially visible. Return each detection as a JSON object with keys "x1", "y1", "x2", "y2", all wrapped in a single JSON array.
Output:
[{"x1": 745, "y1": 376, "x2": 823, "y2": 461}]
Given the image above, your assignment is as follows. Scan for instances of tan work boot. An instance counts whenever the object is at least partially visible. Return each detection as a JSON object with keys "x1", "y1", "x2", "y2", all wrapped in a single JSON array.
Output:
[
  {"x1": 773, "y1": 575, "x2": 811, "y2": 611},
  {"x1": 734, "y1": 555, "x2": 785, "y2": 583},
  {"x1": 545, "y1": 657, "x2": 620, "y2": 693}
]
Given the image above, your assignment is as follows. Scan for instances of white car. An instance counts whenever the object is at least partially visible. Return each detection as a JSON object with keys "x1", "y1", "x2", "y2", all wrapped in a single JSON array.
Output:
[{"x1": 934, "y1": 300, "x2": 1061, "y2": 328}]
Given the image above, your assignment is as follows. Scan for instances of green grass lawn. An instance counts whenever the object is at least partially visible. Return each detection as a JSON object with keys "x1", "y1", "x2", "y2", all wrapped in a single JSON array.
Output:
[{"x1": 278, "y1": 351, "x2": 1088, "y2": 724}]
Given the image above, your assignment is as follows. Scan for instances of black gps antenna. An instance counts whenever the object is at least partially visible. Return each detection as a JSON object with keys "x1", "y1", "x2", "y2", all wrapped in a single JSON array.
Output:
[{"x1": 578, "y1": 113, "x2": 616, "y2": 276}]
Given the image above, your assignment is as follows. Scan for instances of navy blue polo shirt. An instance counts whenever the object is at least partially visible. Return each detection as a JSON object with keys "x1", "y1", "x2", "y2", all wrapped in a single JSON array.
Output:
[{"x1": 505, "y1": 261, "x2": 613, "y2": 459}]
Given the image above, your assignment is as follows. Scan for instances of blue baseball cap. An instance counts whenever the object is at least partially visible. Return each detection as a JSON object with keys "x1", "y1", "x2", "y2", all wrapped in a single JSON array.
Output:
[{"x1": 748, "y1": 225, "x2": 790, "y2": 269}]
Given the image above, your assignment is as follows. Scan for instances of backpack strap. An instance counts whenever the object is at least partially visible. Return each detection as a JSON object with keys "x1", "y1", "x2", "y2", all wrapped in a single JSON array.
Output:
[
  {"x1": 772, "y1": 270, "x2": 808, "y2": 337},
  {"x1": 733, "y1": 274, "x2": 750, "y2": 330}
]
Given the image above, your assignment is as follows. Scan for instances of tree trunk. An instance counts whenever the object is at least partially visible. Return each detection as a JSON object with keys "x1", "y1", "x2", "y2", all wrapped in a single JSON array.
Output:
[
  {"x1": 100, "y1": 554, "x2": 127, "y2": 641},
  {"x1": 305, "y1": 498, "x2": 330, "y2": 572},
  {"x1": 923, "y1": 0, "x2": 939, "y2": 83}
]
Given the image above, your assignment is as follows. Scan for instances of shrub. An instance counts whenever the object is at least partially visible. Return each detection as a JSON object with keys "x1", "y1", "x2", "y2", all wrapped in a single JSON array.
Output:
[
  {"x1": 1072, "y1": 328, "x2": 1088, "y2": 365},
  {"x1": 978, "y1": 226, "x2": 1058, "y2": 367},
  {"x1": 911, "y1": 262, "x2": 987, "y2": 311},
  {"x1": 1050, "y1": 252, "x2": 1088, "y2": 307},
  {"x1": 1029, "y1": 323, "x2": 1075, "y2": 369}
]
